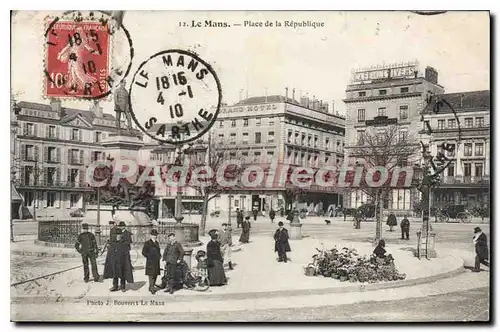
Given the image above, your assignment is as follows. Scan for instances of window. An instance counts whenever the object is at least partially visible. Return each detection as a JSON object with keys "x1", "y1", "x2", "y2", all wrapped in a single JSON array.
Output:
[
  {"x1": 242, "y1": 132, "x2": 249, "y2": 144},
  {"x1": 255, "y1": 118, "x2": 261, "y2": 126},
  {"x1": 269, "y1": 118, "x2": 275, "y2": 125},
  {"x1": 243, "y1": 119, "x2": 249, "y2": 127},
  {"x1": 70, "y1": 149, "x2": 79, "y2": 163},
  {"x1": 25, "y1": 145, "x2": 35, "y2": 161},
  {"x1": 47, "y1": 147, "x2": 56, "y2": 162},
  {"x1": 325, "y1": 154, "x2": 330, "y2": 165},
  {"x1": 438, "y1": 120, "x2": 445, "y2": 130},
  {"x1": 219, "y1": 121, "x2": 223, "y2": 128},
  {"x1": 464, "y1": 163, "x2": 472, "y2": 177},
  {"x1": 376, "y1": 129, "x2": 385, "y2": 144},
  {"x1": 377, "y1": 107, "x2": 387, "y2": 117},
  {"x1": 378, "y1": 89, "x2": 387, "y2": 95},
  {"x1": 234, "y1": 199, "x2": 239, "y2": 207},
  {"x1": 26, "y1": 123, "x2": 35, "y2": 136},
  {"x1": 46, "y1": 167, "x2": 56, "y2": 185},
  {"x1": 23, "y1": 166, "x2": 33, "y2": 185},
  {"x1": 70, "y1": 194, "x2": 79, "y2": 208},
  {"x1": 400, "y1": 87, "x2": 409, "y2": 93},
  {"x1": 267, "y1": 151, "x2": 274, "y2": 156},
  {"x1": 325, "y1": 137, "x2": 330, "y2": 149},
  {"x1": 307, "y1": 135, "x2": 312, "y2": 146},
  {"x1": 255, "y1": 132, "x2": 262, "y2": 144},
  {"x1": 465, "y1": 118, "x2": 473, "y2": 128},
  {"x1": 268, "y1": 131, "x2": 275, "y2": 143},
  {"x1": 358, "y1": 91, "x2": 366, "y2": 97},
  {"x1": 398, "y1": 130, "x2": 408, "y2": 142},
  {"x1": 254, "y1": 151, "x2": 261, "y2": 156},
  {"x1": 446, "y1": 144, "x2": 455, "y2": 157},
  {"x1": 301, "y1": 134, "x2": 306, "y2": 145},
  {"x1": 242, "y1": 152, "x2": 248, "y2": 157},
  {"x1": 476, "y1": 117, "x2": 484, "y2": 127},
  {"x1": 23, "y1": 191, "x2": 34, "y2": 206},
  {"x1": 69, "y1": 169, "x2": 79, "y2": 183},
  {"x1": 357, "y1": 130, "x2": 365, "y2": 144},
  {"x1": 475, "y1": 163, "x2": 483, "y2": 177},
  {"x1": 230, "y1": 133, "x2": 236, "y2": 144},
  {"x1": 447, "y1": 163, "x2": 455, "y2": 176},
  {"x1": 218, "y1": 133, "x2": 224, "y2": 140},
  {"x1": 448, "y1": 119, "x2": 456, "y2": 129},
  {"x1": 229, "y1": 152, "x2": 236, "y2": 158},
  {"x1": 464, "y1": 143, "x2": 473, "y2": 156},
  {"x1": 231, "y1": 120, "x2": 236, "y2": 127},
  {"x1": 71, "y1": 128, "x2": 79, "y2": 140},
  {"x1": 357, "y1": 109, "x2": 365, "y2": 122},
  {"x1": 399, "y1": 105, "x2": 408, "y2": 119},
  {"x1": 475, "y1": 143, "x2": 484, "y2": 156},
  {"x1": 48, "y1": 125, "x2": 56, "y2": 138},
  {"x1": 95, "y1": 131, "x2": 102, "y2": 142},
  {"x1": 92, "y1": 151, "x2": 103, "y2": 161},
  {"x1": 47, "y1": 192, "x2": 57, "y2": 207}
]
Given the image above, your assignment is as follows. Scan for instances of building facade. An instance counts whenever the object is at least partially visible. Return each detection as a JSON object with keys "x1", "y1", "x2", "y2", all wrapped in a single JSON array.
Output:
[
  {"x1": 343, "y1": 61, "x2": 445, "y2": 213},
  {"x1": 144, "y1": 93, "x2": 346, "y2": 218},
  {"x1": 12, "y1": 99, "x2": 140, "y2": 219},
  {"x1": 421, "y1": 90, "x2": 490, "y2": 211}
]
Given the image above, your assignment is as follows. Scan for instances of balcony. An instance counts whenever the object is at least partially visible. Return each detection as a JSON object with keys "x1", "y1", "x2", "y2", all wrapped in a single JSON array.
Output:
[
  {"x1": 68, "y1": 158, "x2": 84, "y2": 165},
  {"x1": 440, "y1": 175, "x2": 490, "y2": 187},
  {"x1": 15, "y1": 179, "x2": 94, "y2": 190}
]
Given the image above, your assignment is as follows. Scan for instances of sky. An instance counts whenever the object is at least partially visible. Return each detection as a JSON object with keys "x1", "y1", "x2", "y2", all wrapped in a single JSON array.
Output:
[{"x1": 11, "y1": 11, "x2": 490, "y2": 117}]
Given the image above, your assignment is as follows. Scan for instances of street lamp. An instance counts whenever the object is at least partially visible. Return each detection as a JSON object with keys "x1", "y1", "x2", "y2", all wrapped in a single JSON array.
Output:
[{"x1": 228, "y1": 194, "x2": 234, "y2": 231}]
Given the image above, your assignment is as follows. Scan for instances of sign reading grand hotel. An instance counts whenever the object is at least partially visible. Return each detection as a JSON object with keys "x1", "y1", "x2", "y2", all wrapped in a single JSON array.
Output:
[{"x1": 352, "y1": 61, "x2": 418, "y2": 83}]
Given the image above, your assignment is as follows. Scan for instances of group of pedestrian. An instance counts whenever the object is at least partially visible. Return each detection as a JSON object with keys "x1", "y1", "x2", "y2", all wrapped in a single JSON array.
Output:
[{"x1": 385, "y1": 213, "x2": 411, "y2": 240}]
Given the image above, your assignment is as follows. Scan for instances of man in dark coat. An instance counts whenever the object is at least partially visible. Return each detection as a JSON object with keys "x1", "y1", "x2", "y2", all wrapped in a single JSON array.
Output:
[
  {"x1": 252, "y1": 208, "x2": 258, "y2": 221},
  {"x1": 75, "y1": 223, "x2": 100, "y2": 283},
  {"x1": 473, "y1": 227, "x2": 489, "y2": 272},
  {"x1": 236, "y1": 208, "x2": 242, "y2": 228},
  {"x1": 269, "y1": 209, "x2": 276, "y2": 223},
  {"x1": 239, "y1": 216, "x2": 251, "y2": 243},
  {"x1": 142, "y1": 229, "x2": 161, "y2": 294},
  {"x1": 274, "y1": 222, "x2": 291, "y2": 263},
  {"x1": 103, "y1": 221, "x2": 134, "y2": 292},
  {"x1": 162, "y1": 233, "x2": 185, "y2": 294},
  {"x1": 400, "y1": 215, "x2": 410, "y2": 240}
]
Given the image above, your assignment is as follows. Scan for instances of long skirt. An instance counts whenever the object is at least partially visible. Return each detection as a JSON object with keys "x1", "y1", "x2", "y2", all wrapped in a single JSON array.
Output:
[
  {"x1": 208, "y1": 260, "x2": 227, "y2": 286},
  {"x1": 239, "y1": 230, "x2": 250, "y2": 243}
]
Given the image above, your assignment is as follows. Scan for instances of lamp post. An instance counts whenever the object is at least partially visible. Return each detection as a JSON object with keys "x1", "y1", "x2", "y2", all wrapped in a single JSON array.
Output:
[
  {"x1": 228, "y1": 194, "x2": 234, "y2": 232},
  {"x1": 96, "y1": 188, "x2": 101, "y2": 245},
  {"x1": 173, "y1": 145, "x2": 186, "y2": 243},
  {"x1": 414, "y1": 160, "x2": 437, "y2": 259}
]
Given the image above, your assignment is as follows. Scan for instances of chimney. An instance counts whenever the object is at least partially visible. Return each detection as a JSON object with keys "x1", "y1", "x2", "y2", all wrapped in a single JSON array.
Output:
[
  {"x1": 239, "y1": 89, "x2": 242, "y2": 102},
  {"x1": 50, "y1": 98, "x2": 61, "y2": 113},
  {"x1": 292, "y1": 88, "x2": 295, "y2": 101},
  {"x1": 332, "y1": 100, "x2": 335, "y2": 113},
  {"x1": 306, "y1": 93, "x2": 310, "y2": 108},
  {"x1": 285, "y1": 87, "x2": 289, "y2": 101},
  {"x1": 312, "y1": 95, "x2": 316, "y2": 109},
  {"x1": 460, "y1": 94, "x2": 464, "y2": 109},
  {"x1": 91, "y1": 101, "x2": 103, "y2": 118}
]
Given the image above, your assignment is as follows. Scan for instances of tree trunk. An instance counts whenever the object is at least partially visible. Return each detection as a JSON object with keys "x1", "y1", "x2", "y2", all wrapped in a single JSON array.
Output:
[
  {"x1": 374, "y1": 191, "x2": 383, "y2": 245},
  {"x1": 199, "y1": 191, "x2": 209, "y2": 236}
]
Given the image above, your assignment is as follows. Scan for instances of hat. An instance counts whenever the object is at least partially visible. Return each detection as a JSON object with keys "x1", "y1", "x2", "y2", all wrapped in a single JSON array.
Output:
[
  {"x1": 222, "y1": 223, "x2": 227, "y2": 227},
  {"x1": 82, "y1": 223, "x2": 89, "y2": 229},
  {"x1": 150, "y1": 229, "x2": 158, "y2": 236},
  {"x1": 109, "y1": 220, "x2": 115, "y2": 225},
  {"x1": 278, "y1": 221, "x2": 284, "y2": 226},
  {"x1": 474, "y1": 227, "x2": 482, "y2": 233},
  {"x1": 118, "y1": 221, "x2": 126, "y2": 227},
  {"x1": 245, "y1": 216, "x2": 250, "y2": 220},
  {"x1": 167, "y1": 232, "x2": 175, "y2": 237}
]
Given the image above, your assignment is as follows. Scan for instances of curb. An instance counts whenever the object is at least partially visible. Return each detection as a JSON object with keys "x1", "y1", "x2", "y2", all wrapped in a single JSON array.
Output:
[{"x1": 11, "y1": 261, "x2": 466, "y2": 304}]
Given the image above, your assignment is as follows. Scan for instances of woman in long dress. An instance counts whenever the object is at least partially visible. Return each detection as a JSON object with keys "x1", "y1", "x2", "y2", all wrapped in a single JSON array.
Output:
[
  {"x1": 206, "y1": 232, "x2": 227, "y2": 286},
  {"x1": 239, "y1": 216, "x2": 251, "y2": 243}
]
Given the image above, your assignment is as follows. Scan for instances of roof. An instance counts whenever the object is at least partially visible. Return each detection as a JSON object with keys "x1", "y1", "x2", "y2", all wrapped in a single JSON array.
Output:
[
  {"x1": 234, "y1": 95, "x2": 300, "y2": 106},
  {"x1": 423, "y1": 90, "x2": 490, "y2": 114},
  {"x1": 11, "y1": 185, "x2": 23, "y2": 202},
  {"x1": 16, "y1": 101, "x2": 118, "y2": 122}
]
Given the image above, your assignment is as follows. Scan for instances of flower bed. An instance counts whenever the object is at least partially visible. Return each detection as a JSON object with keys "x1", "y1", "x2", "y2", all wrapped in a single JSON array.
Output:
[{"x1": 305, "y1": 246, "x2": 406, "y2": 283}]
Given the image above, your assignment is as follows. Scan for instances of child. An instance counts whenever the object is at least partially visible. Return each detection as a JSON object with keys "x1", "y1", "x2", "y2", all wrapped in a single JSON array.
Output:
[{"x1": 195, "y1": 249, "x2": 209, "y2": 285}]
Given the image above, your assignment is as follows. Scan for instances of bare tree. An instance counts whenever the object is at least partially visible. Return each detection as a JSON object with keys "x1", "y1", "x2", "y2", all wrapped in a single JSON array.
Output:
[
  {"x1": 189, "y1": 134, "x2": 247, "y2": 236},
  {"x1": 348, "y1": 125, "x2": 420, "y2": 243}
]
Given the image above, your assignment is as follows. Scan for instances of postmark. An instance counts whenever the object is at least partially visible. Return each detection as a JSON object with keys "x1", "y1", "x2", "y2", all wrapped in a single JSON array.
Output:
[
  {"x1": 44, "y1": 11, "x2": 134, "y2": 100},
  {"x1": 128, "y1": 49, "x2": 222, "y2": 144}
]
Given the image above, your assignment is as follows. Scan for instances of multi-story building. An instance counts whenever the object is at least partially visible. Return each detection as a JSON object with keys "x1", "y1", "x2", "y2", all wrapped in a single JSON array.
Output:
[
  {"x1": 144, "y1": 92, "x2": 346, "y2": 218},
  {"x1": 12, "y1": 99, "x2": 141, "y2": 219},
  {"x1": 343, "y1": 61, "x2": 445, "y2": 212},
  {"x1": 421, "y1": 90, "x2": 490, "y2": 210}
]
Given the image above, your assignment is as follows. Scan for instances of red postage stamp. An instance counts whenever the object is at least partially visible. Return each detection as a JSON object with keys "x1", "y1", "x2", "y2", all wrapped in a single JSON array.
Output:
[{"x1": 45, "y1": 20, "x2": 110, "y2": 98}]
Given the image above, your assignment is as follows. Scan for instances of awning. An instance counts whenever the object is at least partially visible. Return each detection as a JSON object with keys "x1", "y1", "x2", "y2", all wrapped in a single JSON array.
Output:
[{"x1": 11, "y1": 185, "x2": 23, "y2": 203}]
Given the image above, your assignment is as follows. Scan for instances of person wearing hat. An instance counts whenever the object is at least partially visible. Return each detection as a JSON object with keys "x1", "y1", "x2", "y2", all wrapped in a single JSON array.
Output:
[
  {"x1": 75, "y1": 223, "x2": 100, "y2": 283},
  {"x1": 218, "y1": 223, "x2": 234, "y2": 270},
  {"x1": 473, "y1": 227, "x2": 489, "y2": 272},
  {"x1": 103, "y1": 221, "x2": 134, "y2": 292},
  {"x1": 142, "y1": 229, "x2": 162, "y2": 294},
  {"x1": 162, "y1": 233, "x2": 185, "y2": 294},
  {"x1": 239, "y1": 216, "x2": 251, "y2": 244},
  {"x1": 274, "y1": 221, "x2": 291, "y2": 263}
]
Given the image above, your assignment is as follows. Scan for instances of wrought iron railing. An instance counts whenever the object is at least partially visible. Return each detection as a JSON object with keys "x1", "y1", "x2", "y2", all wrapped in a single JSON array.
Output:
[
  {"x1": 441, "y1": 175, "x2": 490, "y2": 185},
  {"x1": 38, "y1": 219, "x2": 200, "y2": 246}
]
